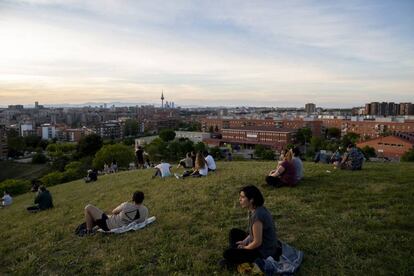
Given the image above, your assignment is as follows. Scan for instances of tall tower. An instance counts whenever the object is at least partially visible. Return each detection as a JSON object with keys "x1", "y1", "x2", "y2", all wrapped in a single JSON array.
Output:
[{"x1": 161, "y1": 91, "x2": 165, "y2": 108}]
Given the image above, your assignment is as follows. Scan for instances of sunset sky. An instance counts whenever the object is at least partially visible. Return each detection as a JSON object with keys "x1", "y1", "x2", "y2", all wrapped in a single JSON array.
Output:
[{"x1": 0, "y1": 0, "x2": 413, "y2": 107}]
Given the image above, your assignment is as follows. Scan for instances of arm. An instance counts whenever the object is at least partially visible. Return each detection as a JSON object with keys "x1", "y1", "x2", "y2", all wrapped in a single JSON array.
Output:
[
  {"x1": 236, "y1": 235, "x2": 251, "y2": 246},
  {"x1": 270, "y1": 165, "x2": 285, "y2": 177},
  {"x1": 111, "y1": 203, "x2": 125, "y2": 215},
  {"x1": 239, "y1": 220, "x2": 263, "y2": 250}
]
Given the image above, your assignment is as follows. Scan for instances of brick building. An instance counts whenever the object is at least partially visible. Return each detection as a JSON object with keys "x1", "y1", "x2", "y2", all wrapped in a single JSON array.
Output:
[
  {"x1": 204, "y1": 126, "x2": 296, "y2": 151},
  {"x1": 320, "y1": 119, "x2": 414, "y2": 139},
  {"x1": 201, "y1": 117, "x2": 321, "y2": 137},
  {"x1": 356, "y1": 134, "x2": 414, "y2": 159}
]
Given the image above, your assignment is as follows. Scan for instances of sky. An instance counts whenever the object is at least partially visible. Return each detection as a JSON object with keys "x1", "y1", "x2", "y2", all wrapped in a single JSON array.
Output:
[{"x1": 0, "y1": 0, "x2": 413, "y2": 108}]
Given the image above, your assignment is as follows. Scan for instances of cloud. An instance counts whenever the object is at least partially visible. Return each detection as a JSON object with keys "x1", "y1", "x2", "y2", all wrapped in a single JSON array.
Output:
[{"x1": 0, "y1": 0, "x2": 413, "y2": 107}]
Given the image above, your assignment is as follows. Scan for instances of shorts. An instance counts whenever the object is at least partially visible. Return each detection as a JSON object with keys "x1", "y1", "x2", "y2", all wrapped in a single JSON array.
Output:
[{"x1": 96, "y1": 213, "x2": 109, "y2": 231}]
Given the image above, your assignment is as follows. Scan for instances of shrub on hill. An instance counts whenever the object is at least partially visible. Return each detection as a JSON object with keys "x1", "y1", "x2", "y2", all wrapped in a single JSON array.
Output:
[
  {"x1": 93, "y1": 143, "x2": 135, "y2": 169},
  {"x1": 32, "y1": 153, "x2": 48, "y2": 164},
  {"x1": 401, "y1": 149, "x2": 414, "y2": 162},
  {"x1": 40, "y1": 171, "x2": 65, "y2": 187},
  {"x1": 0, "y1": 179, "x2": 31, "y2": 196}
]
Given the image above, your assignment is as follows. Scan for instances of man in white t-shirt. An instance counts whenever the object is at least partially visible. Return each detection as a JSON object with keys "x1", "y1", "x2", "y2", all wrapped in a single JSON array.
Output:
[
  {"x1": 153, "y1": 161, "x2": 172, "y2": 178},
  {"x1": 204, "y1": 151, "x2": 217, "y2": 171},
  {"x1": 1, "y1": 191, "x2": 12, "y2": 207},
  {"x1": 84, "y1": 191, "x2": 149, "y2": 234}
]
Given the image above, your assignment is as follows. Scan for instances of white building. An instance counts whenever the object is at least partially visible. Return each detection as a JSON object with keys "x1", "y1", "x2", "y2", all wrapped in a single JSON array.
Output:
[
  {"x1": 20, "y1": 123, "x2": 34, "y2": 136},
  {"x1": 41, "y1": 124, "x2": 56, "y2": 140}
]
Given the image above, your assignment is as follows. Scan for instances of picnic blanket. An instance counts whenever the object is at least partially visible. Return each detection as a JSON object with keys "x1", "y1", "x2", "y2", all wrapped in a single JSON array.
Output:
[{"x1": 97, "y1": 216, "x2": 156, "y2": 234}]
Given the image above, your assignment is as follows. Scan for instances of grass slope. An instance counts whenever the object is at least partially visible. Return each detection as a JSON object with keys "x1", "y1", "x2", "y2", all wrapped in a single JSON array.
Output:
[
  {"x1": 0, "y1": 161, "x2": 51, "y2": 182},
  {"x1": 0, "y1": 161, "x2": 413, "y2": 275}
]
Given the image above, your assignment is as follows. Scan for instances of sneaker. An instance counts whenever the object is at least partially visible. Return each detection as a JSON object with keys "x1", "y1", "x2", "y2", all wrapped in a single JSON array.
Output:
[{"x1": 174, "y1": 173, "x2": 181, "y2": 179}]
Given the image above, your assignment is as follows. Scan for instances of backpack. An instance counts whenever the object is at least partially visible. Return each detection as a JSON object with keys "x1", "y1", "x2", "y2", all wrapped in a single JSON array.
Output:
[{"x1": 74, "y1": 222, "x2": 88, "y2": 237}]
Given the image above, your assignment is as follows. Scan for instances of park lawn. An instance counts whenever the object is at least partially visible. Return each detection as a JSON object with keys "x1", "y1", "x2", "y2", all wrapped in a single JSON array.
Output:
[
  {"x1": 0, "y1": 161, "x2": 413, "y2": 275},
  {"x1": 0, "y1": 161, "x2": 51, "y2": 182}
]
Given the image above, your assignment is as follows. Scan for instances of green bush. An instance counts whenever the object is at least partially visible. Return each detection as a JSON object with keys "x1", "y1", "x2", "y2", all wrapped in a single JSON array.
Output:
[
  {"x1": 32, "y1": 153, "x2": 48, "y2": 164},
  {"x1": 0, "y1": 179, "x2": 31, "y2": 196},
  {"x1": 93, "y1": 144, "x2": 135, "y2": 169},
  {"x1": 401, "y1": 149, "x2": 414, "y2": 162},
  {"x1": 40, "y1": 172, "x2": 65, "y2": 187}
]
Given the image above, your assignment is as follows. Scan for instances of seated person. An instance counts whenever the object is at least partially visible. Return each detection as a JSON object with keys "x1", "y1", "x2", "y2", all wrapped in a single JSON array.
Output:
[
  {"x1": 84, "y1": 169, "x2": 98, "y2": 183},
  {"x1": 291, "y1": 147, "x2": 304, "y2": 182},
  {"x1": 84, "y1": 191, "x2": 148, "y2": 233},
  {"x1": 1, "y1": 190, "x2": 13, "y2": 207},
  {"x1": 220, "y1": 185, "x2": 279, "y2": 269},
  {"x1": 27, "y1": 186, "x2": 54, "y2": 212},
  {"x1": 177, "y1": 152, "x2": 193, "y2": 169},
  {"x1": 338, "y1": 144, "x2": 364, "y2": 170},
  {"x1": 178, "y1": 152, "x2": 208, "y2": 178},
  {"x1": 265, "y1": 150, "x2": 297, "y2": 187},
  {"x1": 330, "y1": 147, "x2": 342, "y2": 164},
  {"x1": 153, "y1": 160, "x2": 172, "y2": 178},
  {"x1": 204, "y1": 151, "x2": 217, "y2": 171},
  {"x1": 30, "y1": 179, "x2": 41, "y2": 192}
]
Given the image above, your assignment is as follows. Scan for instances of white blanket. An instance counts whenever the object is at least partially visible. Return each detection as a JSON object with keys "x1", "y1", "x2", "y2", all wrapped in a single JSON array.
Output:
[{"x1": 98, "y1": 216, "x2": 156, "y2": 234}]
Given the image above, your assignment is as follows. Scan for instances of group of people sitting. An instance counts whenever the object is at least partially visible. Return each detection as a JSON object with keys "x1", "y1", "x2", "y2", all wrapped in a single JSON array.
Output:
[
  {"x1": 333, "y1": 143, "x2": 364, "y2": 170},
  {"x1": 152, "y1": 151, "x2": 216, "y2": 179},
  {"x1": 265, "y1": 147, "x2": 303, "y2": 188}
]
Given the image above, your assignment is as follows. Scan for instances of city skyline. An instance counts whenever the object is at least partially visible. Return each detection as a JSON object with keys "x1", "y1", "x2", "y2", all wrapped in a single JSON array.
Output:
[{"x1": 0, "y1": 0, "x2": 413, "y2": 108}]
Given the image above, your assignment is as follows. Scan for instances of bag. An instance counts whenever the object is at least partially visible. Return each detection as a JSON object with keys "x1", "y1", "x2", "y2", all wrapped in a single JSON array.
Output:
[{"x1": 75, "y1": 222, "x2": 88, "y2": 237}]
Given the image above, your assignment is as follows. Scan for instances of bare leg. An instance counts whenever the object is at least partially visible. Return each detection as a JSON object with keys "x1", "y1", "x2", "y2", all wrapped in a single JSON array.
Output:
[{"x1": 84, "y1": 204, "x2": 105, "y2": 231}]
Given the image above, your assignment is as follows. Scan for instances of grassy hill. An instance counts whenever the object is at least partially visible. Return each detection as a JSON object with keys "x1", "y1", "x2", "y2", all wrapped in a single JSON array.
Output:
[
  {"x1": 0, "y1": 161, "x2": 51, "y2": 182},
  {"x1": 0, "y1": 161, "x2": 413, "y2": 275}
]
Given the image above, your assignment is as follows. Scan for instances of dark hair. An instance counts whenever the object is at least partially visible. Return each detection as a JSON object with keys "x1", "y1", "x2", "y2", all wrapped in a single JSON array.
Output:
[
  {"x1": 292, "y1": 147, "x2": 301, "y2": 157},
  {"x1": 39, "y1": 185, "x2": 46, "y2": 192},
  {"x1": 240, "y1": 185, "x2": 264, "y2": 207},
  {"x1": 132, "y1": 191, "x2": 144, "y2": 204},
  {"x1": 347, "y1": 143, "x2": 355, "y2": 149}
]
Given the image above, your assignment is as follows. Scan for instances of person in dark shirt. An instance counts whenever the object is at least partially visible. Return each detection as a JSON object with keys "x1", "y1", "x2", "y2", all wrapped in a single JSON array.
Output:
[
  {"x1": 266, "y1": 149, "x2": 297, "y2": 187},
  {"x1": 27, "y1": 186, "x2": 54, "y2": 212},
  {"x1": 339, "y1": 144, "x2": 364, "y2": 170},
  {"x1": 136, "y1": 146, "x2": 144, "y2": 169},
  {"x1": 220, "y1": 185, "x2": 279, "y2": 269}
]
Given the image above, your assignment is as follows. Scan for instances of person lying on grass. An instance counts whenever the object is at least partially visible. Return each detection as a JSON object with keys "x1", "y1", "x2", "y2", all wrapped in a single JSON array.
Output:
[
  {"x1": 84, "y1": 191, "x2": 148, "y2": 234},
  {"x1": 220, "y1": 185, "x2": 279, "y2": 270}
]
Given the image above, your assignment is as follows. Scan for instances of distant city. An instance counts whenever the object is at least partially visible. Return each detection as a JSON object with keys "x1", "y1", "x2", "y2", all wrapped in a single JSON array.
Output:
[{"x1": 0, "y1": 93, "x2": 413, "y2": 161}]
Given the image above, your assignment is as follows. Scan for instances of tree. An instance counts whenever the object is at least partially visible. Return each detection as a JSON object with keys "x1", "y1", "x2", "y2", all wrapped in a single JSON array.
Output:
[
  {"x1": 208, "y1": 126, "x2": 214, "y2": 133},
  {"x1": 77, "y1": 134, "x2": 103, "y2": 157},
  {"x1": 93, "y1": 144, "x2": 135, "y2": 169},
  {"x1": 310, "y1": 137, "x2": 323, "y2": 153},
  {"x1": 6, "y1": 129, "x2": 25, "y2": 157},
  {"x1": 214, "y1": 125, "x2": 219, "y2": 132},
  {"x1": 24, "y1": 135, "x2": 42, "y2": 151},
  {"x1": 159, "y1": 129, "x2": 176, "y2": 142},
  {"x1": 401, "y1": 149, "x2": 414, "y2": 162},
  {"x1": 145, "y1": 138, "x2": 167, "y2": 161},
  {"x1": 360, "y1": 146, "x2": 376, "y2": 159},
  {"x1": 326, "y1": 127, "x2": 341, "y2": 139},
  {"x1": 254, "y1": 145, "x2": 266, "y2": 158},
  {"x1": 341, "y1": 132, "x2": 360, "y2": 148},
  {"x1": 194, "y1": 142, "x2": 206, "y2": 153},
  {"x1": 295, "y1": 128, "x2": 312, "y2": 145},
  {"x1": 123, "y1": 119, "x2": 139, "y2": 137},
  {"x1": 32, "y1": 153, "x2": 48, "y2": 164}
]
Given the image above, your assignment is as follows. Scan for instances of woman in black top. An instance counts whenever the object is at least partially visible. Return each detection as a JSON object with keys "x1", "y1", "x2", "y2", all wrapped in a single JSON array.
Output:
[{"x1": 221, "y1": 185, "x2": 278, "y2": 267}]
